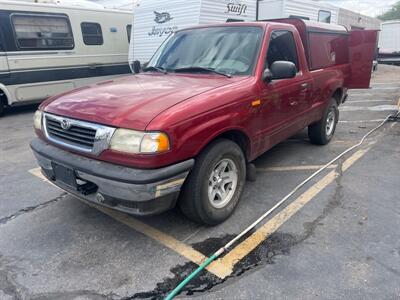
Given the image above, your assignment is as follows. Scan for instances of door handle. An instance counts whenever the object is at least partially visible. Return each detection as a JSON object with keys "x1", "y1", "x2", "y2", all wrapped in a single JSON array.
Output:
[
  {"x1": 300, "y1": 83, "x2": 309, "y2": 90},
  {"x1": 289, "y1": 101, "x2": 298, "y2": 106}
]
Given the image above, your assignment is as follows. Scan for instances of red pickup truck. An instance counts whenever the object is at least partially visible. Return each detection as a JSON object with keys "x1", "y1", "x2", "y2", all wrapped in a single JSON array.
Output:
[{"x1": 31, "y1": 19, "x2": 378, "y2": 224}]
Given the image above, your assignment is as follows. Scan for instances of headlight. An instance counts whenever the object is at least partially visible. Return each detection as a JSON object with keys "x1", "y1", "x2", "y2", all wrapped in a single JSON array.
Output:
[
  {"x1": 110, "y1": 129, "x2": 170, "y2": 154},
  {"x1": 33, "y1": 110, "x2": 43, "y2": 130}
]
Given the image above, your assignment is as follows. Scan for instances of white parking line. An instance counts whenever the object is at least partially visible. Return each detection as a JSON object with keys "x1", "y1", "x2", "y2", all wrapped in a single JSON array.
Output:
[
  {"x1": 371, "y1": 82, "x2": 400, "y2": 86},
  {"x1": 371, "y1": 87, "x2": 400, "y2": 90},
  {"x1": 340, "y1": 105, "x2": 398, "y2": 112},
  {"x1": 344, "y1": 99, "x2": 393, "y2": 104},
  {"x1": 339, "y1": 119, "x2": 387, "y2": 123},
  {"x1": 258, "y1": 165, "x2": 337, "y2": 172}
]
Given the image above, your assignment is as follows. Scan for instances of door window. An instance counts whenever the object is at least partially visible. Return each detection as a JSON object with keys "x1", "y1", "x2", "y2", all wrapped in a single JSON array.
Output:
[
  {"x1": 266, "y1": 30, "x2": 299, "y2": 71},
  {"x1": 11, "y1": 14, "x2": 74, "y2": 50}
]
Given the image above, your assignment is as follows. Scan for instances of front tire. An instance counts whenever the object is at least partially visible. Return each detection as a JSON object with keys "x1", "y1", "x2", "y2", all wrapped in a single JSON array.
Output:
[
  {"x1": 308, "y1": 99, "x2": 339, "y2": 145},
  {"x1": 179, "y1": 139, "x2": 246, "y2": 225}
]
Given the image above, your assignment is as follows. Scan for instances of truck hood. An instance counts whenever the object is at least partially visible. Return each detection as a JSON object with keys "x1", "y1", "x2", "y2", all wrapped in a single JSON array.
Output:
[{"x1": 42, "y1": 73, "x2": 243, "y2": 130}]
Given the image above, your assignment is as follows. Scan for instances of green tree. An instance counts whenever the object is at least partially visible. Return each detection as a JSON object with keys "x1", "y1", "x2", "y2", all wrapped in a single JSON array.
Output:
[{"x1": 377, "y1": 1, "x2": 400, "y2": 21}]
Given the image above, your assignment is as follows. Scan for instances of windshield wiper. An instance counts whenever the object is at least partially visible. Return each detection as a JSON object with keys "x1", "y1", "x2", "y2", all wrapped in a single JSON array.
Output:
[
  {"x1": 142, "y1": 66, "x2": 167, "y2": 74},
  {"x1": 173, "y1": 66, "x2": 231, "y2": 78}
]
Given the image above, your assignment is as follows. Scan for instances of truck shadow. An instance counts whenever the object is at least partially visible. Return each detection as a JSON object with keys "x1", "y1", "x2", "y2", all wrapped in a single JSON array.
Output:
[{"x1": 3, "y1": 103, "x2": 39, "y2": 117}]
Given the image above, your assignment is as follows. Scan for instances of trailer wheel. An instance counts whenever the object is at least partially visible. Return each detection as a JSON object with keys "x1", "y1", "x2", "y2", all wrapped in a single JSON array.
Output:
[
  {"x1": 308, "y1": 99, "x2": 339, "y2": 145},
  {"x1": 179, "y1": 139, "x2": 246, "y2": 225}
]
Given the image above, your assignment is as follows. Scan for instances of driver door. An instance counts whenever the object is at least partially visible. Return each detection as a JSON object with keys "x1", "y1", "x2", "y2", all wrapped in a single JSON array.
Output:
[{"x1": 259, "y1": 30, "x2": 312, "y2": 148}]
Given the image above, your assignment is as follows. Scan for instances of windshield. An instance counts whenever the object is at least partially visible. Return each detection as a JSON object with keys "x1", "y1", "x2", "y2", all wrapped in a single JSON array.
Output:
[{"x1": 147, "y1": 26, "x2": 263, "y2": 76}]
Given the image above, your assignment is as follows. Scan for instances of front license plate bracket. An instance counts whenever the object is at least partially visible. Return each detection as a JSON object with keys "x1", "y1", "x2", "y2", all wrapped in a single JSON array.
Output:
[{"x1": 52, "y1": 162, "x2": 77, "y2": 189}]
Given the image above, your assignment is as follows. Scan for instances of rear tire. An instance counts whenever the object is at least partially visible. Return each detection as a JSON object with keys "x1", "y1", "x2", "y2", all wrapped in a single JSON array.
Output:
[
  {"x1": 308, "y1": 99, "x2": 339, "y2": 145},
  {"x1": 179, "y1": 139, "x2": 246, "y2": 225}
]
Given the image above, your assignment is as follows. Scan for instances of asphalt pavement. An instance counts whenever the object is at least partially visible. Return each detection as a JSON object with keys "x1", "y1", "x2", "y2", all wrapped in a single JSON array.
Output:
[{"x1": 0, "y1": 65, "x2": 399, "y2": 300}]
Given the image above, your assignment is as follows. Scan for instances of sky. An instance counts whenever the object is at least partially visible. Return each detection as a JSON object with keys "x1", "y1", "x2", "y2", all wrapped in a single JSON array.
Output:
[{"x1": 320, "y1": 0, "x2": 396, "y2": 17}]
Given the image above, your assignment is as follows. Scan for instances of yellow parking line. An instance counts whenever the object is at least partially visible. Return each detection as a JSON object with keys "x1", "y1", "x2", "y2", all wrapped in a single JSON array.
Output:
[
  {"x1": 86, "y1": 203, "x2": 232, "y2": 278},
  {"x1": 258, "y1": 165, "x2": 337, "y2": 172},
  {"x1": 217, "y1": 147, "x2": 371, "y2": 274},
  {"x1": 29, "y1": 167, "x2": 48, "y2": 181},
  {"x1": 28, "y1": 167, "x2": 231, "y2": 279},
  {"x1": 27, "y1": 145, "x2": 374, "y2": 278}
]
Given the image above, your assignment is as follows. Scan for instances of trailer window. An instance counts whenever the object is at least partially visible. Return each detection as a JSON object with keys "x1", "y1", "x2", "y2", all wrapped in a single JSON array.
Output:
[
  {"x1": 127, "y1": 25, "x2": 132, "y2": 42},
  {"x1": 11, "y1": 14, "x2": 74, "y2": 50},
  {"x1": 266, "y1": 30, "x2": 299, "y2": 71},
  {"x1": 81, "y1": 22, "x2": 103, "y2": 45},
  {"x1": 318, "y1": 10, "x2": 331, "y2": 23}
]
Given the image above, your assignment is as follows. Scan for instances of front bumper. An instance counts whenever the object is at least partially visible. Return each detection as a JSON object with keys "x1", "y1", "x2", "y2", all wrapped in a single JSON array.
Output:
[{"x1": 30, "y1": 138, "x2": 194, "y2": 216}]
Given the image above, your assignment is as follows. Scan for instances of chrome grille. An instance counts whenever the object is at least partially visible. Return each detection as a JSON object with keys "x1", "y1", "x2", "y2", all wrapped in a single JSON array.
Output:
[
  {"x1": 46, "y1": 118, "x2": 96, "y2": 149},
  {"x1": 43, "y1": 113, "x2": 115, "y2": 155}
]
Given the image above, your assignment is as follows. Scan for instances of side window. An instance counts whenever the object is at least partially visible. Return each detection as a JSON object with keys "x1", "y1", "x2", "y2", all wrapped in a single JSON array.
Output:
[
  {"x1": 266, "y1": 30, "x2": 299, "y2": 71},
  {"x1": 81, "y1": 22, "x2": 103, "y2": 45},
  {"x1": 318, "y1": 10, "x2": 331, "y2": 23},
  {"x1": 127, "y1": 24, "x2": 132, "y2": 43},
  {"x1": 11, "y1": 14, "x2": 74, "y2": 50}
]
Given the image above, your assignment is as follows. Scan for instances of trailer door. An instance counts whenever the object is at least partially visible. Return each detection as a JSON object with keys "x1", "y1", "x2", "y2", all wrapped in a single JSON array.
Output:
[{"x1": 347, "y1": 30, "x2": 379, "y2": 89}]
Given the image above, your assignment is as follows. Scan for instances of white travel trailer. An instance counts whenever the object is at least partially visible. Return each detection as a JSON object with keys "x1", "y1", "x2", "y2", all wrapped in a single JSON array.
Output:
[
  {"x1": 0, "y1": 1, "x2": 132, "y2": 116},
  {"x1": 131, "y1": 0, "x2": 257, "y2": 63},
  {"x1": 257, "y1": 0, "x2": 380, "y2": 30},
  {"x1": 257, "y1": 0, "x2": 339, "y2": 24}
]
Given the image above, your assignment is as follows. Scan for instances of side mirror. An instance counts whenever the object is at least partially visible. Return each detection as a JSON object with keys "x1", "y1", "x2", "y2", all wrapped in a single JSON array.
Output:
[
  {"x1": 132, "y1": 60, "x2": 141, "y2": 74},
  {"x1": 263, "y1": 61, "x2": 297, "y2": 82}
]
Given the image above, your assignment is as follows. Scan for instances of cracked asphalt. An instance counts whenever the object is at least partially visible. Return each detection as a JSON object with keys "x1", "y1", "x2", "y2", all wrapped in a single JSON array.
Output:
[{"x1": 0, "y1": 65, "x2": 399, "y2": 300}]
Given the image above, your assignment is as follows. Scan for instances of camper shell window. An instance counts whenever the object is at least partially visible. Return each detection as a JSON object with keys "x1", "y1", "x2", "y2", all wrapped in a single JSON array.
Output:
[
  {"x1": 81, "y1": 22, "x2": 103, "y2": 45},
  {"x1": 11, "y1": 13, "x2": 74, "y2": 50},
  {"x1": 318, "y1": 10, "x2": 331, "y2": 23},
  {"x1": 266, "y1": 30, "x2": 299, "y2": 71},
  {"x1": 308, "y1": 32, "x2": 349, "y2": 70}
]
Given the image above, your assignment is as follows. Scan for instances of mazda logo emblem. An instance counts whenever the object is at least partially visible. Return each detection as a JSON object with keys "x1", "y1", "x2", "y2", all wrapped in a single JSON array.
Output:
[{"x1": 60, "y1": 119, "x2": 71, "y2": 130}]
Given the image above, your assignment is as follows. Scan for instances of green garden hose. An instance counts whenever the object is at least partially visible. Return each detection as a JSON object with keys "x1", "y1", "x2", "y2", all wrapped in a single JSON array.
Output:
[{"x1": 164, "y1": 250, "x2": 223, "y2": 300}]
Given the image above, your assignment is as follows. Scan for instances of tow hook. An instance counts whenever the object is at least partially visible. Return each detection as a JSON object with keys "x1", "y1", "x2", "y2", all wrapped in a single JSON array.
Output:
[{"x1": 77, "y1": 182, "x2": 98, "y2": 195}]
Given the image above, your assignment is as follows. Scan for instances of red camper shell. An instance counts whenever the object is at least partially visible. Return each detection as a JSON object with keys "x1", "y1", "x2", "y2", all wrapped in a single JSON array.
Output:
[{"x1": 272, "y1": 18, "x2": 379, "y2": 89}]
